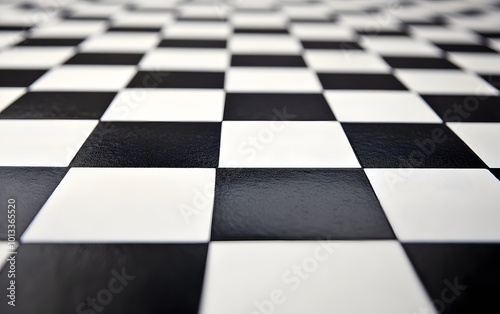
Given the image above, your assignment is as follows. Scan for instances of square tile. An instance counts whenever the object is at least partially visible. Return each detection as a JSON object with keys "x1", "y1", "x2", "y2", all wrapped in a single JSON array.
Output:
[
  {"x1": 223, "y1": 93, "x2": 335, "y2": 121},
  {"x1": 225, "y1": 68, "x2": 322, "y2": 93},
  {"x1": 318, "y1": 74, "x2": 407, "y2": 90},
  {"x1": 0, "y1": 244, "x2": 207, "y2": 314},
  {"x1": 0, "y1": 69, "x2": 46, "y2": 87},
  {"x1": 30, "y1": 66, "x2": 137, "y2": 91},
  {"x1": 140, "y1": 48, "x2": 229, "y2": 71},
  {"x1": 410, "y1": 26, "x2": 480, "y2": 43},
  {"x1": 218, "y1": 121, "x2": 359, "y2": 167},
  {"x1": 101, "y1": 89, "x2": 224, "y2": 122},
  {"x1": 127, "y1": 71, "x2": 225, "y2": 89},
  {"x1": 395, "y1": 70, "x2": 499, "y2": 95},
  {"x1": 0, "y1": 120, "x2": 97, "y2": 167},
  {"x1": 229, "y1": 35, "x2": 302, "y2": 55},
  {"x1": 449, "y1": 53, "x2": 500, "y2": 74},
  {"x1": 435, "y1": 43, "x2": 497, "y2": 53},
  {"x1": 212, "y1": 169, "x2": 394, "y2": 240},
  {"x1": 0, "y1": 92, "x2": 116, "y2": 119},
  {"x1": 22, "y1": 168, "x2": 215, "y2": 242},
  {"x1": 0, "y1": 47, "x2": 75, "y2": 69},
  {"x1": 304, "y1": 51, "x2": 390, "y2": 73},
  {"x1": 0, "y1": 87, "x2": 25, "y2": 113},
  {"x1": 30, "y1": 21, "x2": 107, "y2": 38},
  {"x1": 64, "y1": 53, "x2": 144, "y2": 65},
  {"x1": 159, "y1": 39, "x2": 227, "y2": 48},
  {"x1": 383, "y1": 57, "x2": 459, "y2": 69},
  {"x1": 342, "y1": 123, "x2": 485, "y2": 168},
  {"x1": 231, "y1": 13, "x2": 288, "y2": 28},
  {"x1": 70, "y1": 122, "x2": 221, "y2": 167},
  {"x1": 200, "y1": 241, "x2": 435, "y2": 314},
  {"x1": 324, "y1": 91, "x2": 441, "y2": 123},
  {"x1": 163, "y1": 22, "x2": 231, "y2": 39},
  {"x1": 448, "y1": 122, "x2": 500, "y2": 168},
  {"x1": 366, "y1": 169, "x2": 500, "y2": 241},
  {"x1": 360, "y1": 37, "x2": 442, "y2": 57},
  {"x1": 79, "y1": 33, "x2": 160, "y2": 53},
  {"x1": 231, "y1": 55, "x2": 306, "y2": 67},
  {"x1": 422, "y1": 95, "x2": 500, "y2": 122},
  {"x1": 290, "y1": 23, "x2": 354, "y2": 41},
  {"x1": 16, "y1": 38, "x2": 85, "y2": 47}
]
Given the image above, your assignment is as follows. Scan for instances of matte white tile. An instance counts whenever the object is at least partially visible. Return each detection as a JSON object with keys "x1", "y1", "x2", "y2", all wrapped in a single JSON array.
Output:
[
  {"x1": 226, "y1": 68, "x2": 322, "y2": 92},
  {"x1": 229, "y1": 35, "x2": 302, "y2": 55},
  {"x1": 411, "y1": 26, "x2": 480, "y2": 44},
  {"x1": 102, "y1": 89, "x2": 225, "y2": 121},
  {"x1": 0, "y1": 47, "x2": 75, "y2": 69},
  {"x1": 395, "y1": 70, "x2": 499, "y2": 95},
  {"x1": 219, "y1": 121, "x2": 360, "y2": 168},
  {"x1": 140, "y1": 48, "x2": 229, "y2": 71},
  {"x1": 361, "y1": 37, "x2": 442, "y2": 57},
  {"x1": 449, "y1": 53, "x2": 500, "y2": 75},
  {"x1": 200, "y1": 241, "x2": 436, "y2": 314},
  {"x1": 111, "y1": 12, "x2": 175, "y2": 27},
  {"x1": 30, "y1": 66, "x2": 137, "y2": 91},
  {"x1": 366, "y1": 169, "x2": 500, "y2": 242},
  {"x1": 0, "y1": 88, "x2": 25, "y2": 114},
  {"x1": 290, "y1": 24, "x2": 355, "y2": 41},
  {"x1": 0, "y1": 31, "x2": 24, "y2": 49},
  {"x1": 0, "y1": 120, "x2": 97, "y2": 167},
  {"x1": 304, "y1": 51, "x2": 390, "y2": 73},
  {"x1": 22, "y1": 168, "x2": 216, "y2": 243},
  {"x1": 30, "y1": 21, "x2": 107, "y2": 38},
  {"x1": 448, "y1": 123, "x2": 500, "y2": 168},
  {"x1": 163, "y1": 22, "x2": 231, "y2": 39},
  {"x1": 231, "y1": 12, "x2": 288, "y2": 28},
  {"x1": 324, "y1": 91, "x2": 442, "y2": 123},
  {"x1": 79, "y1": 33, "x2": 161, "y2": 53}
]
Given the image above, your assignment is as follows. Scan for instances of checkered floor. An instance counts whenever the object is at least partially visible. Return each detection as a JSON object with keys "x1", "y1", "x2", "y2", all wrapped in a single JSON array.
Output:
[{"x1": 1, "y1": 0, "x2": 500, "y2": 313}]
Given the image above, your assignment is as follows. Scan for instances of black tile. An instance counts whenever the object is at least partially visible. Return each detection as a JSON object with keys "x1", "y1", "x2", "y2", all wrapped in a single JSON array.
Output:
[
  {"x1": 107, "y1": 26, "x2": 162, "y2": 32},
  {"x1": 65, "y1": 53, "x2": 144, "y2": 65},
  {"x1": 318, "y1": 74, "x2": 407, "y2": 90},
  {"x1": 301, "y1": 41, "x2": 363, "y2": 49},
  {"x1": 212, "y1": 168, "x2": 395, "y2": 240},
  {"x1": 403, "y1": 243, "x2": 500, "y2": 314},
  {"x1": 234, "y1": 28, "x2": 289, "y2": 34},
  {"x1": 383, "y1": 57, "x2": 459, "y2": 69},
  {"x1": 16, "y1": 38, "x2": 85, "y2": 46},
  {"x1": 0, "y1": 244, "x2": 208, "y2": 314},
  {"x1": 490, "y1": 169, "x2": 500, "y2": 180},
  {"x1": 435, "y1": 43, "x2": 497, "y2": 53},
  {"x1": 481, "y1": 75, "x2": 500, "y2": 91},
  {"x1": 224, "y1": 93, "x2": 335, "y2": 120},
  {"x1": 342, "y1": 123, "x2": 486, "y2": 168},
  {"x1": 231, "y1": 55, "x2": 306, "y2": 67},
  {"x1": 356, "y1": 30, "x2": 408, "y2": 36},
  {"x1": 476, "y1": 31, "x2": 500, "y2": 39},
  {"x1": 64, "y1": 16, "x2": 110, "y2": 21},
  {"x1": 0, "y1": 168, "x2": 68, "y2": 239},
  {"x1": 0, "y1": 92, "x2": 116, "y2": 119},
  {"x1": 127, "y1": 71, "x2": 225, "y2": 89},
  {"x1": 0, "y1": 70, "x2": 46, "y2": 87},
  {"x1": 290, "y1": 18, "x2": 331, "y2": 23},
  {"x1": 422, "y1": 95, "x2": 500, "y2": 122},
  {"x1": 159, "y1": 39, "x2": 227, "y2": 48},
  {"x1": 70, "y1": 122, "x2": 221, "y2": 167},
  {"x1": 177, "y1": 17, "x2": 227, "y2": 22},
  {"x1": 0, "y1": 25, "x2": 30, "y2": 31}
]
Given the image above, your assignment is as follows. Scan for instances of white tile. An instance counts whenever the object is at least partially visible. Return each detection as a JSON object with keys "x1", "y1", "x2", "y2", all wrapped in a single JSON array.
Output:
[
  {"x1": 30, "y1": 66, "x2": 137, "y2": 91},
  {"x1": 30, "y1": 21, "x2": 107, "y2": 38},
  {"x1": 200, "y1": 241, "x2": 436, "y2": 314},
  {"x1": 163, "y1": 22, "x2": 231, "y2": 39},
  {"x1": 361, "y1": 37, "x2": 442, "y2": 57},
  {"x1": 449, "y1": 53, "x2": 500, "y2": 75},
  {"x1": 304, "y1": 50, "x2": 390, "y2": 73},
  {"x1": 448, "y1": 123, "x2": 500, "y2": 168},
  {"x1": 226, "y1": 68, "x2": 322, "y2": 93},
  {"x1": 0, "y1": 31, "x2": 24, "y2": 49},
  {"x1": 0, "y1": 241, "x2": 17, "y2": 270},
  {"x1": 229, "y1": 35, "x2": 302, "y2": 55},
  {"x1": 79, "y1": 33, "x2": 161, "y2": 53},
  {"x1": 290, "y1": 24, "x2": 355, "y2": 41},
  {"x1": 366, "y1": 169, "x2": 500, "y2": 242},
  {"x1": 22, "y1": 168, "x2": 215, "y2": 243},
  {"x1": 395, "y1": 70, "x2": 499, "y2": 95},
  {"x1": 231, "y1": 12, "x2": 288, "y2": 28},
  {"x1": 111, "y1": 12, "x2": 175, "y2": 27},
  {"x1": 324, "y1": 91, "x2": 442, "y2": 123},
  {"x1": 0, "y1": 88, "x2": 25, "y2": 114},
  {"x1": 340, "y1": 14, "x2": 399, "y2": 31},
  {"x1": 0, "y1": 47, "x2": 75, "y2": 69},
  {"x1": 282, "y1": 5, "x2": 330, "y2": 19},
  {"x1": 0, "y1": 120, "x2": 97, "y2": 167},
  {"x1": 411, "y1": 26, "x2": 480, "y2": 44},
  {"x1": 219, "y1": 121, "x2": 360, "y2": 168},
  {"x1": 102, "y1": 89, "x2": 225, "y2": 122},
  {"x1": 140, "y1": 48, "x2": 229, "y2": 71}
]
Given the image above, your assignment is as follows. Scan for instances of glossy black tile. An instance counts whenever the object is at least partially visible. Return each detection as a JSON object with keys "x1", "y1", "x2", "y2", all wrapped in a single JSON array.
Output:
[
  {"x1": 64, "y1": 53, "x2": 144, "y2": 65},
  {"x1": 422, "y1": 95, "x2": 500, "y2": 122},
  {"x1": 159, "y1": 39, "x2": 227, "y2": 48},
  {"x1": 0, "y1": 244, "x2": 208, "y2": 314},
  {"x1": 435, "y1": 43, "x2": 497, "y2": 53},
  {"x1": 70, "y1": 122, "x2": 221, "y2": 167},
  {"x1": 106, "y1": 26, "x2": 162, "y2": 32},
  {"x1": 127, "y1": 71, "x2": 225, "y2": 89},
  {"x1": 301, "y1": 41, "x2": 363, "y2": 49},
  {"x1": 231, "y1": 55, "x2": 306, "y2": 67},
  {"x1": 233, "y1": 28, "x2": 289, "y2": 34},
  {"x1": 342, "y1": 123, "x2": 486, "y2": 168},
  {"x1": 223, "y1": 93, "x2": 335, "y2": 120},
  {"x1": 211, "y1": 168, "x2": 395, "y2": 240},
  {"x1": 318, "y1": 74, "x2": 407, "y2": 90},
  {"x1": 0, "y1": 70, "x2": 46, "y2": 87},
  {"x1": 383, "y1": 57, "x2": 459, "y2": 69},
  {"x1": 16, "y1": 38, "x2": 85, "y2": 46},
  {"x1": 0, "y1": 168, "x2": 68, "y2": 239}
]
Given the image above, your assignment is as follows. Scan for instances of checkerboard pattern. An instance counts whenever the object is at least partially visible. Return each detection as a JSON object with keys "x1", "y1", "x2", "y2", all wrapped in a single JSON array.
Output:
[{"x1": 1, "y1": 0, "x2": 500, "y2": 313}]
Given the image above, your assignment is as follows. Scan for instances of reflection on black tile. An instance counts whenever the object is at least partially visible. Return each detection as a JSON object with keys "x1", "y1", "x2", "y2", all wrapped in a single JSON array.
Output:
[
  {"x1": 422, "y1": 95, "x2": 500, "y2": 122},
  {"x1": 70, "y1": 122, "x2": 221, "y2": 167},
  {"x1": 342, "y1": 123, "x2": 486, "y2": 168},
  {"x1": 212, "y1": 168, "x2": 395, "y2": 240},
  {"x1": 0, "y1": 168, "x2": 68, "y2": 239},
  {"x1": 0, "y1": 244, "x2": 208, "y2": 314},
  {"x1": 0, "y1": 92, "x2": 116, "y2": 119},
  {"x1": 224, "y1": 93, "x2": 335, "y2": 120},
  {"x1": 404, "y1": 243, "x2": 500, "y2": 314}
]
